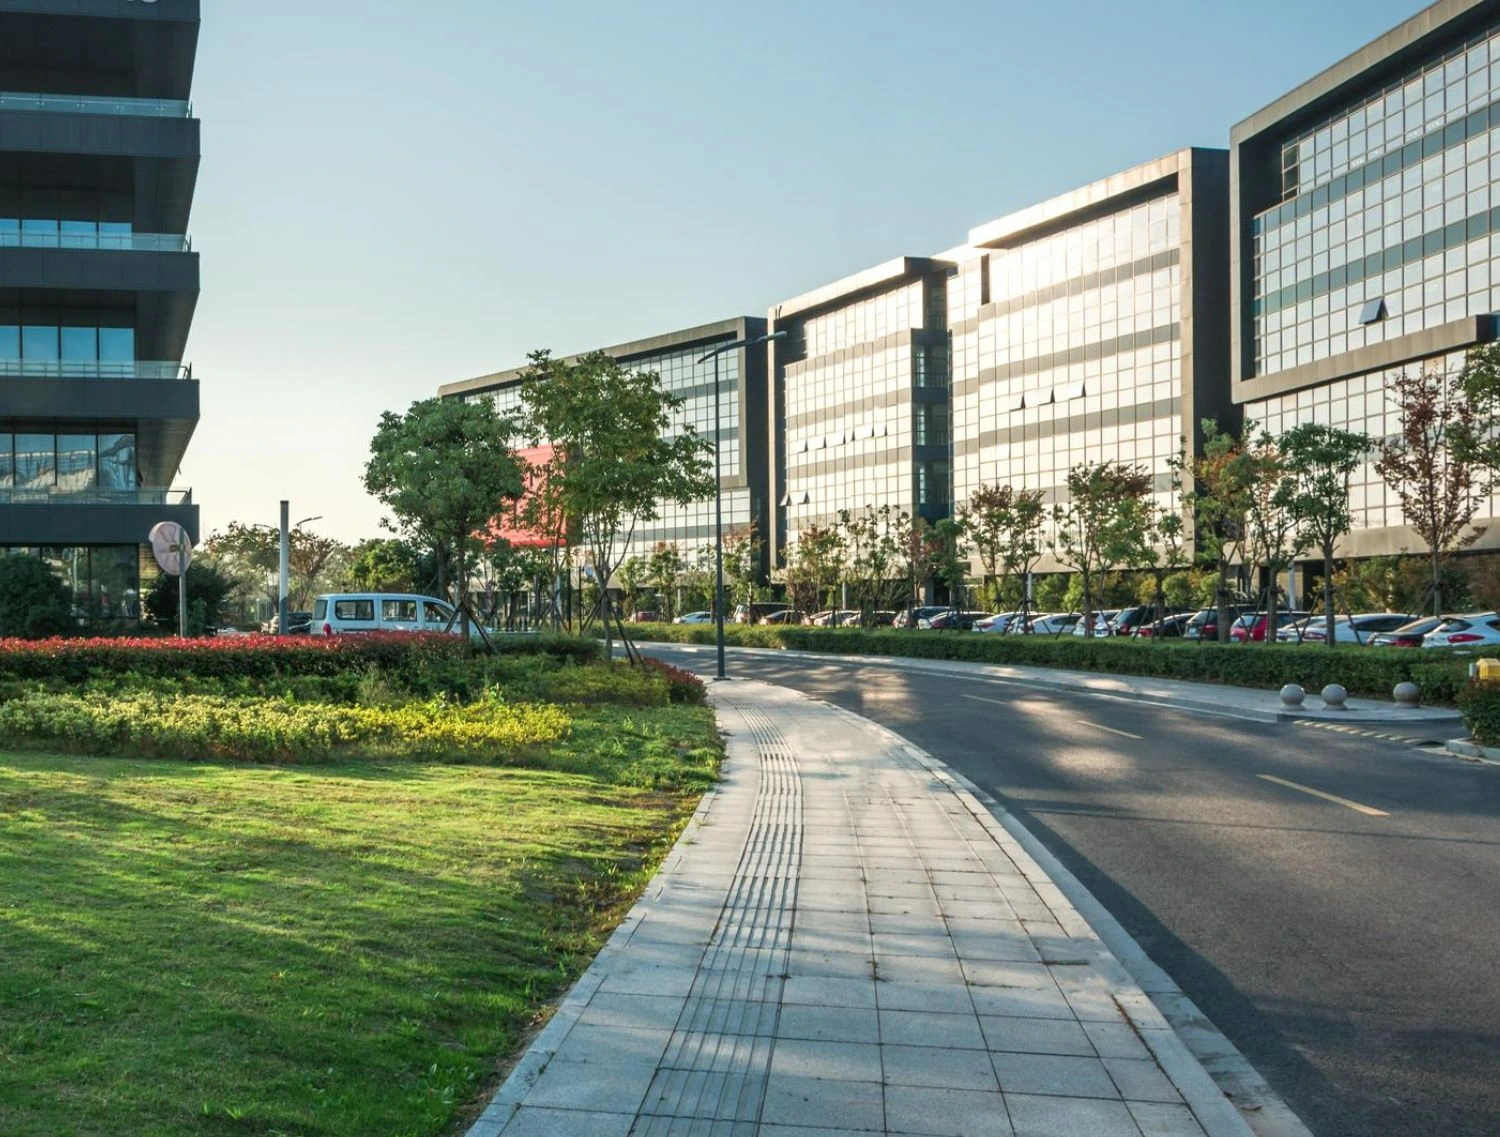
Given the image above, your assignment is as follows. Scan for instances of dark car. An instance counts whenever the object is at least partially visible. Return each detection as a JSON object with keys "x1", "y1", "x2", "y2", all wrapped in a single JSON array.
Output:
[
  {"x1": 1369, "y1": 616, "x2": 1444, "y2": 647},
  {"x1": 924, "y1": 609, "x2": 991, "y2": 631},
  {"x1": 893, "y1": 605, "x2": 950, "y2": 629},
  {"x1": 1136, "y1": 612, "x2": 1194, "y2": 638},
  {"x1": 1184, "y1": 605, "x2": 1249, "y2": 642},
  {"x1": 760, "y1": 609, "x2": 803, "y2": 625},
  {"x1": 1116, "y1": 605, "x2": 1189, "y2": 637}
]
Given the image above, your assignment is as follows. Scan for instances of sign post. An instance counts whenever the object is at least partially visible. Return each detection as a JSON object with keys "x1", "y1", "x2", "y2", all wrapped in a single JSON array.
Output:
[{"x1": 149, "y1": 521, "x2": 194, "y2": 637}]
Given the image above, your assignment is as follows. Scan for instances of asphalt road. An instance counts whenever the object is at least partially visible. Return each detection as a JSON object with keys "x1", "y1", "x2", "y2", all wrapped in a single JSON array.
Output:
[{"x1": 645, "y1": 643, "x2": 1500, "y2": 1137}]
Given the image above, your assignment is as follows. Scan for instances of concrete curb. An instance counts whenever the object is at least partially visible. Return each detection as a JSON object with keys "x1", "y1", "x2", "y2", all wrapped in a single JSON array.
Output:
[
  {"x1": 1445, "y1": 738, "x2": 1500, "y2": 765},
  {"x1": 816, "y1": 697, "x2": 1312, "y2": 1137},
  {"x1": 463, "y1": 774, "x2": 726, "y2": 1137}
]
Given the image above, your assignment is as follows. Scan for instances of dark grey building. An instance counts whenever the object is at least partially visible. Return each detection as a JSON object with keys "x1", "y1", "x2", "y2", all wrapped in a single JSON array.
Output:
[
  {"x1": 0, "y1": 0, "x2": 201, "y2": 614},
  {"x1": 768, "y1": 258, "x2": 953, "y2": 568},
  {"x1": 1232, "y1": 0, "x2": 1500, "y2": 561},
  {"x1": 439, "y1": 317, "x2": 769, "y2": 572},
  {"x1": 951, "y1": 149, "x2": 1232, "y2": 571}
]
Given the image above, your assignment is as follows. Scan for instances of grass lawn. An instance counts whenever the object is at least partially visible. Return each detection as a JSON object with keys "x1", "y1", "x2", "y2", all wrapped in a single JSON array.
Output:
[{"x1": 0, "y1": 705, "x2": 719, "y2": 1137}]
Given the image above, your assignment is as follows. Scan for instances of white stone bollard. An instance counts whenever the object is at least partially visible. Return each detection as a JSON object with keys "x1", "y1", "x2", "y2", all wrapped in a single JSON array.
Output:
[
  {"x1": 1321, "y1": 683, "x2": 1349, "y2": 711},
  {"x1": 1393, "y1": 681, "x2": 1421, "y2": 708},
  {"x1": 1280, "y1": 683, "x2": 1306, "y2": 708}
]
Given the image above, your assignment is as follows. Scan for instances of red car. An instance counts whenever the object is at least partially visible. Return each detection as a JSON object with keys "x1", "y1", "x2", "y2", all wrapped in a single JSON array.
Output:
[{"x1": 1229, "y1": 610, "x2": 1310, "y2": 643}]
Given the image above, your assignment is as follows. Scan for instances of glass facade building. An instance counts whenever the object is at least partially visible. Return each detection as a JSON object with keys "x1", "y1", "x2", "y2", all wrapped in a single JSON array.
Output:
[
  {"x1": 1233, "y1": 0, "x2": 1500, "y2": 559},
  {"x1": 952, "y1": 150, "x2": 1231, "y2": 567},
  {"x1": 438, "y1": 318, "x2": 769, "y2": 571},
  {"x1": 768, "y1": 258, "x2": 953, "y2": 566},
  {"x1": 0, "y1": 0, "x2": 202, "y2": 609}
]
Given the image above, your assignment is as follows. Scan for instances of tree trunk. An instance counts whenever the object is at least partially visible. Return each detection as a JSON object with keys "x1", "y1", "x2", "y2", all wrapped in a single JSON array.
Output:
[
  {"x1": 456, "y1": 540, "x2": 470, "y2": 637},
  {"x1": 1082, "y1": 569, "x2": 1094, "y2": 638},
  {"x1": 1432, "y1": 547, "x2": 1443, "y2": 617},
  {"x1": 1216, "y1": 557, "x2": 1230, "y2": 643},
  {"x1": 1265, "y1": 564, "x2": 1279, "y2": 647},
  {"x1": 1323, "y1": 545, "x2": 1336, "y2": 650}
]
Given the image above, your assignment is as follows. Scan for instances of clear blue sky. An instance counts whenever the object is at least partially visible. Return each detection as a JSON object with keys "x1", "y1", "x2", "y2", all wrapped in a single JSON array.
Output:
[{"x1": 187, "y1": 0, "x2": 1424, "y2": 543}]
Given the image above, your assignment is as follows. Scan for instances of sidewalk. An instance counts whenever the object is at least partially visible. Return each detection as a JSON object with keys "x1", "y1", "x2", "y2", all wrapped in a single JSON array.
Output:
[
  {"x1": 665, "y1": 643, "x2": 1462, "y2": 727},
  {"x1": 465, "y1": 680, "x2": 1268, "y2": 1137}
]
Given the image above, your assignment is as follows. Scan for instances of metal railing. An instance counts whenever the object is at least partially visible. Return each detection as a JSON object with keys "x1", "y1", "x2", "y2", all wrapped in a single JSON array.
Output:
[
  {"x1": 0, "y1": 487, "x2": 192, "y2": 506},
  {"x1": 0, "y1": 91, "x2": 191, "y2": 118},
  {"x1": 0, "y1": 230, "x2": 191, "y2": 253},
  {"x1": 0, "y1": 360, "x2": 190, "y2": 380}
]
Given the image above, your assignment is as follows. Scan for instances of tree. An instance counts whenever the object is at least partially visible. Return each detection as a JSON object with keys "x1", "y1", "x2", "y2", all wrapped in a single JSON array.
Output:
[
  {"x1": 647, "y1": 542, "x2": 686, "y2": 620},
  {"x1": 345, "y1": 538, "x2": 429, "y2": 594},
  {"x1": 721, "y1": 524, "x2": 764, "y2": 614},
  {"x1": 143, "y1": 562, "x2": 236, "y2": 636},
  {"x1": 616, "y1": 555, "x2": 646, "y2": 618},
  {"x1": 962, "y1": 484, "x2": 1045, "y2": 613},
  {"x1": 1376, "y1": 365, "x2": 1493, "y2": 616},
  {"x1": 517, "y1": 350, "x2": 714, "y2": 651},
  {"x1": 1052, "y1": 461, "x2": 1154, "y2": 636},
  {"x1": 781, "y1": 524, "x2": 844, "y2": 617},
  {"x1": 892, "y1": 510, "x2": 939, "y2": 625},
  {"x1": 931, "y1": 517, "x2": 970, "y2": 611},
  {"x1": 1125, "y1": 498, "x2": 1191, "y2": 637},
  {"x1": 1242, "y1": 428, "x2": 1302, "y2": 642},
  {"x1": 1173, "y1": 420, "x2": 1260, "y2": 641},
  {"x1": 364, "y1": 397, "x2": 524, "y2": 634},
  {"x1": 1280, "y1": 422, "x2": 1372, "y2": 645},
  {"x1": 0, "y1": 555, "x2": 72, "y2": 639},
  {"x1": 839, "y1": 505, "x2": 900, "y2": 620}
]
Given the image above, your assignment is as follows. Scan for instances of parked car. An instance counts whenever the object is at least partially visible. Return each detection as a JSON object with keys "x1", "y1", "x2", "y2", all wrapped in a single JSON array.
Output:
[
  {"x1": 923, "y1": 609, "x2": 991, "y2": 631},
  {"x1": 312, "y1": 593, "x2": 473, "y2": 637},
  {"x1": 1184, "y1": 606, "x2": 1249, "y2": 642},
  {"x1": 1301, "y1": 613, "x2": 1411, "y2": 644},
  {"x1": 1370, "y1": 616, "x2": 1444, "y2": 648},
  {"x1": 1025, "y1": 613, "x2": 1082, "y2": 636},
  {"x1": 1276, "y1": 616, "x2": 1320, "y2": 644},
  {"x1": 760, "y1": 609, "x2": 803, "y2": 625},
  {"x1": 626, "y1": 610, "x2": 663, "y2": 623},
  {"x1": 1135, "y1": 612, "x2": 1194, "y2": 638},
  {"x1": 1421, "y1": 611, "x2": 1500, "y2": 649},
  {"x1": 1070, "y1": 610, "x2": 1122, "y2": 637},
  {"x1": 1229, "y1": 610, "x2": 1310, "y2": 643},
  {"x1": 1115, "y1": 606, "x2": 1191, "y2": 637},
  {"x1": 892, "y1": 605, "x2": 949, "y2": 629},
  {"x1": 733, "y1": 602, "x2": 789, "y2": 624},
  {"x1": 807, "y1": 609, "x2": 860, "y2": 627},
  {"x1": 674, "y1": 610, "x2": 714, "y2": 624},
  {"x1": 263, "y1": 610, "x2": 313, "y2": 635},
  {"x1": 974, "y1": 611, "x2": 1023, "y2": 634}
]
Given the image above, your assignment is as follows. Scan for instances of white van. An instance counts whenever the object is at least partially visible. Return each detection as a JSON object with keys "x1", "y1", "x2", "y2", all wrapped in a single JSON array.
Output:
[{"x1": 310, "y1": 593, "x2": 462, "y2": 637}]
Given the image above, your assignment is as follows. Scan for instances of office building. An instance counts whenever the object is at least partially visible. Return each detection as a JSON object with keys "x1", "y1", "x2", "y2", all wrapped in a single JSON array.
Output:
[
  {"x1": 0, "y1": 0, "x2": 201, "y2": 616},
  {"x1": 1232, "y1": 0, "x2": 1500, "y2": 559},
  {"x1": 767, "y1": 258, "x2": 953, "y2": 567},
  {"x1": 439, "y1": 318, "x2": 769, "y2": 571},
  {"x1": 950, "y1": 149, "x2": 1232, "y2": 570}
]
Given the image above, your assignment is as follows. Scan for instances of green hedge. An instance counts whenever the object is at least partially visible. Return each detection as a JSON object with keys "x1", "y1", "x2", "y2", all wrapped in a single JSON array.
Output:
[
  {"x1": 624, "y1": 623, "x2": 1471, "y2": 705},
  {"x1": 1459, "y1": 682, "x2": 1500, "y2": 744}
]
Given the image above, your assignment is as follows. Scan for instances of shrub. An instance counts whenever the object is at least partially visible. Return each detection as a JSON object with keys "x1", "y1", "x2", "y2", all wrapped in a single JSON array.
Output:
[
  {"x1": 142, "y1": 562, "x2": 237, "y2": 634},
  {"x1": 641, "y1": 658, "x2": 708, "y2": 705},
  {"x1": 1459, "y1": 681, "x2": 1500, "y2": 744},
  {"x1": 0, "y1": 555, "x2": 73, "y2": 640},
  {"x1": 625, "y1": 622, "x2": 1470, "y2": 704},
  {"x1": 0, "y1": 690, "x2": 571, "y2": 764}
]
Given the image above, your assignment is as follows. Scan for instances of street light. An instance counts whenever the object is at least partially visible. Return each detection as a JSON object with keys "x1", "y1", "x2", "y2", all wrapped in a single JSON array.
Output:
[
  {"x1": 698, "y1": 329, "x2": 786, "y2": 681},
  {"x1": 277, "y1": 508, "x2": 323, "y2": 636}
]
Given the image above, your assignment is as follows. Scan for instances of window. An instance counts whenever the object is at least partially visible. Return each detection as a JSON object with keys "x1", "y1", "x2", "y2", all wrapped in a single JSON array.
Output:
[
  {"x1": 313, "y1": 600, "x2": 327, "y2": 621},
  {"x1": 381, "y1": 599, "x2": 418, "y2": 623},
  {"x1": 1359, "y1": 297, "x2": 1388, "y2": 324},
  {"x1": 422, "y1": 600, "x2": 454, "y2": 626},
  {"x1": 334, "y1": 599, "x2": 375, "y2": 622}
]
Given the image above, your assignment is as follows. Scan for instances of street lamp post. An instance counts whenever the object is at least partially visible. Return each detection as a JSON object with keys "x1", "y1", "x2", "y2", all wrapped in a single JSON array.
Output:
[
  {"x1": 698, "y1": 330, "x2": 786, "y2": 681},
  {"x1": 276, "y1": 509, "x2": 323, "y2": 635}
]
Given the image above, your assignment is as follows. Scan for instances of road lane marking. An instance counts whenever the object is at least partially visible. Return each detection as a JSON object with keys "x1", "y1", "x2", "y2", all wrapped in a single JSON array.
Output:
[
  {"x1": 1257, "y1": 774, "x2": 1390, "y2": 816},
  {"x1": 1078, "y1": 720, "x2": 1143, "y2": 740}
]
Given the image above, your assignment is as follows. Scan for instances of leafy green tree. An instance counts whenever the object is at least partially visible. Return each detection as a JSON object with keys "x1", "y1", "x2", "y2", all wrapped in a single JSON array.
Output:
[
  {"x1": 1052, "y1": 460, "x2": 1154, "y2": 636},
  {"x1": 781, "y1": 524, "x2": 844, "y2": 617},
  {"x1": 1172, "y1": 420, "x2": 1256, "y2": 642},
  {"x1": 721, "y1": 524, "x2": 764, "y2": 613},
  {"x1": 962, "y1": 484, "x2": 1046, "y2": 614},
  {"x1": 0, "y1": 555, "x2": 73, "y2": 639},
  {"x1": 616, "y1": 555, "x2": 646, "y2": 618},
  {"x1": 1376, "y1": 365, "x2": 1493, "y2": 615},
  {"x1": 364, "y1": 397, "x2": 524, "y2": 634},
  {"x1": 1280, "y1": 422, "x2": 1373, "y2": 644},
  {"x1": 647, "y1": 542, "x2": 686, "y2": 620},
  {"x1": 892, "y1": 510, "x2": 939, "y2": 625},
  {"x1": 345, "y1": 538, "x2": 429, "y2": 593},
  {"x1": 839, "y1": 505, "x2": 901, "y2": 620},
  {"x1": 1242, "y1": 427, "x2": 1302, "y2": 641},
  {"x1": 932, "y1": 517, "x2": 970, "y2": 610},
  {"x1": 517, "y1": 351, "x2": 714, "y2": 649},
  {"x1": 143, "y1": 562, "x2": 236, "y2": 636},
  {"x1": 1032, "y1": 573, "x2": 1069, "y2": 612}
]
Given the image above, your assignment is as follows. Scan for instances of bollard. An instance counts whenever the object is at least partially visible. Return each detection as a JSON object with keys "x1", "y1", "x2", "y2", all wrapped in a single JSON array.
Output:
[
  {"x1": 1321, "y1": 684, "x2": 1349, "y2": 711},
  {"x1": 1280, "y1": 683, "x2": 1306, "y2": 709},
  {"x1": 1393, "y1": 681, "x2": 1420, "y2": 708}
]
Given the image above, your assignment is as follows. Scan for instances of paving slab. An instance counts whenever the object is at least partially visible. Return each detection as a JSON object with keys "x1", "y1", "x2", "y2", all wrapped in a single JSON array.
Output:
[{"x1": 464, "y1": 680, "x2": 1265, "y2": 1137}]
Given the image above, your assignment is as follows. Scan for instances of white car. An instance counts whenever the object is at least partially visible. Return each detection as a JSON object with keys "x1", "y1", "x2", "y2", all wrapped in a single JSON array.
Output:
[
  {"x1": 974, "y1": 611, "x2": 1022, "y2": 634},
  {"x1": 674, "y1": 611, "x2": 714, "y2": 624},
  {"x1": 311, "y1": 593, "x2": 483, "y2": 638},
  {"x1": 1421, "y1": 612, "x2": 1500, "y2": 649},
  {"x1": 1026, "y1": 613, "x2": 1081, "y2": 636},
  {"x1": 1298, "y1": 613, "x2": 1412, "y2": 645},
  {"x1": 1070, "y1": 610, "x2": 1121, "y2": 637}
]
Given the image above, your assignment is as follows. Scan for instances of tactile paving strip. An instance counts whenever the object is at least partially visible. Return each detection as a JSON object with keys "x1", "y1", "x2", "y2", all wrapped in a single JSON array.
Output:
[{"x1": 630, "y1": 700, "x2": 802, "y2": 1135}]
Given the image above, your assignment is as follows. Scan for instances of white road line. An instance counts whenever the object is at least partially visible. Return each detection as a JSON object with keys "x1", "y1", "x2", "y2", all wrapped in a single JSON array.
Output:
[
  {"x1": 1079, "y1": 720, "x2": 1144, "y2": 740},
  {"x1": 1257, "y1": 774, "x2": 1390, "y2": 817}
]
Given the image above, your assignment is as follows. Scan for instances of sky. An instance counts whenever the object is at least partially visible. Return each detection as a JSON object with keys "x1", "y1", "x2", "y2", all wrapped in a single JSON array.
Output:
[{"x1": 186, "y1": 0, "x2": 1426, "y2": 544}]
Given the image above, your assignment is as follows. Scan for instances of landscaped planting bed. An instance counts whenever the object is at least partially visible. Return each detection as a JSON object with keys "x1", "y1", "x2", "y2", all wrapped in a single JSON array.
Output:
[
  {"x1": 0, "y1": 635, "x2": 719, "y2": 1137},
  {"x1": 624, "y1": 622, "x2": 1472, "y2": 704}
]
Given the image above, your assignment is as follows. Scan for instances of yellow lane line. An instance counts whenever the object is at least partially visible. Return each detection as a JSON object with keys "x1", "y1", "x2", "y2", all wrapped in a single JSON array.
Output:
[{"x1": 1257, "y1": 774, "x2": 1390, "y2": 817}]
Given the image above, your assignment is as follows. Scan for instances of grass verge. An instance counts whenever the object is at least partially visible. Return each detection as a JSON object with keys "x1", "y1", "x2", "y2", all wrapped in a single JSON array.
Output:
[{"x1": 0, "y1": 703, "x2": 719, "y2": 1137}]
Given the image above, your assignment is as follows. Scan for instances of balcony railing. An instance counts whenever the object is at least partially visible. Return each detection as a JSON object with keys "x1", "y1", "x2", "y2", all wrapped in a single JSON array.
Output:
[
  {"x1": 0, "y1": 230, "x2": 191, "y2": 253},
  {"x1": 0, "y1": 487, "x2": 192, "y2": 506},
  {"x1": 0, "y1": 360, "x2": 190, "y2": 380},
  {"x1": 0, "y1": 91, "x2": 191, "y2": 118}
]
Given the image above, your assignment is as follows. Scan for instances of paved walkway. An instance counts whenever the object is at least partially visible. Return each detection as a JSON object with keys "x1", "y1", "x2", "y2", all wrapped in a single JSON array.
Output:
[
  {"x1": 466, "y1": 681, "x2": 1257, "y2": 1137},
  {"x1": 665, "y1": 643, "x2": 1462, "y2": 727}
]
